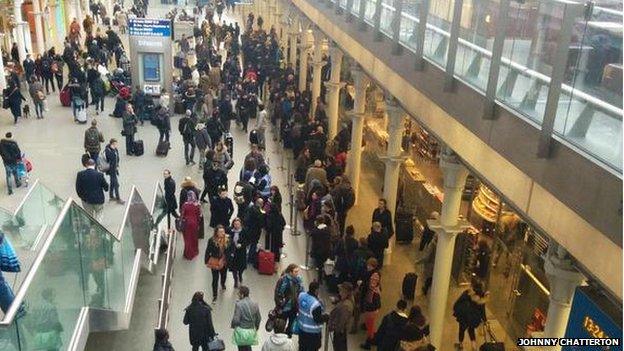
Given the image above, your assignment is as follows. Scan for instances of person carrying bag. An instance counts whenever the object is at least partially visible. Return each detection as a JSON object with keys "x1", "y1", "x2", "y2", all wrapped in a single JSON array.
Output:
[{"x1": 231, "y1": 286, "x2": 261, "y2": 350}]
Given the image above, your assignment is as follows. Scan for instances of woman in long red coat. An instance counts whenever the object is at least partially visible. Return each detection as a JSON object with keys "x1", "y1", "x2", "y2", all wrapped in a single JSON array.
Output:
[{"x1": 181, "y1": 190, "x2": 203, "y2": 260}]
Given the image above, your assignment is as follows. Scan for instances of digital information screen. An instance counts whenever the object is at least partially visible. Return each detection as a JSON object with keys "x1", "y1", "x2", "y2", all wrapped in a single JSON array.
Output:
[{"x1": 143, "y1": 54, "x2": 161, "y2": 82}]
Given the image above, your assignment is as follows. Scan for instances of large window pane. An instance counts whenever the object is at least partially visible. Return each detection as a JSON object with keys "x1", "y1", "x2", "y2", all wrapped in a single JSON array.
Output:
[
  {"x1": 423, "y1": 0, "x2": 455, "y2": 67},
  {"x1": 379, "y1": 0, "x2": 395, "y2": 36}
]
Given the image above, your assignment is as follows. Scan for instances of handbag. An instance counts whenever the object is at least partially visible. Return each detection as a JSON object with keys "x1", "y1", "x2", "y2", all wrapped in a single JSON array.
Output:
[
  {"x1": 232, "y1": 327, "x2": 258, "y2": 346},
  {"x1": 0, "y1": 234, "x2": 21, "y2": 272},
  {"x1": 207, "y1": 336, "x2": 226, "y2": 351},
  {"x1": 175, "y1": 218, "x2": 186, "y2": 232},
  {"x1": 207, "y1": 256, "x2": 225, "y2": 270}
]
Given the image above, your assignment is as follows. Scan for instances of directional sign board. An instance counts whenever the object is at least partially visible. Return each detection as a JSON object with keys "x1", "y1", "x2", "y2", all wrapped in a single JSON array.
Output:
[{"x1": 129, "y1": 18, "x2": 172, "y2": 37}]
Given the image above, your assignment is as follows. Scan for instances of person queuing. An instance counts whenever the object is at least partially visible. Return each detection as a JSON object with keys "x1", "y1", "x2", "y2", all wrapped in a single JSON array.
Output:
[
  {"x1": 209, "y1": 188, "x2": 234, "y2": 228},
  {"x1": 296, "y1": 281, "x2": 329, "y2": 351},
  {"x1": 453, "y1": 278, "x2": 489, "y2": 351},
  {"x1": 374, "y1": 299, "x2": 409, "y2": 351},
  {"x1": 181, "y1": 191, "x2": 202, "y2": 260},
  {"x1": 274, "y1": 264, "x2": 304, "y2": 336},
  {"x1": 328, "y1": 282, "x2": 355, "y2": 351},
  {"x1": 227, "y1": 218, "x2": 248, "y2": 288},
  {"x1": 103, "y1": 138, "x2": 124, "y2": 204}
]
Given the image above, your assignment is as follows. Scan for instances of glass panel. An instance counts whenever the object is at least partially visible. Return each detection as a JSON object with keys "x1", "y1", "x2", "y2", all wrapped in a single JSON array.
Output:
[
  {"x1": 423, "y1": 0, "x2": 454, "y2": 67},
  {"x1": 0, "y1": 319, "x2": 19, "y2": 351},
  {"x1": 379, "y1": 0, "x2": 395, "y2": 36},
  {"x1": 340, "y1": 0, "x2": 347, "y2": 9},
  {"x1": 352, "y1": 0, "x2": 361, "y2": 16},
  {"x1": 399, "y1": 0, "x2": 420, "y2": 51},
  {"x1": 553, "y1": 4, "x2": 623, "y2": 171},
  {"x1": 496, "y1": 1, "x2": 566, "y2": 125},
  {"x1": 364, "y1": 0, "x2": 376, "y2": 25},
  {"x1": 454, "y1": 0, "x2": 496, "y2": 91}
]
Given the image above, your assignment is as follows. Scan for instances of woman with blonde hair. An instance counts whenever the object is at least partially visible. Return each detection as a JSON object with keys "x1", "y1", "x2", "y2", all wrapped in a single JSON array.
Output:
[{"x1": 205, "y1": 225, "x2": 229, "y2": 303}]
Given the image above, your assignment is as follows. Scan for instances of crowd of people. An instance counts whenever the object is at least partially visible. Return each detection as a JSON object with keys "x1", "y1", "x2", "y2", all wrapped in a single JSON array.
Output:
[{"x1": 0, "y1": 0, "x2": 494, "y2": 350}]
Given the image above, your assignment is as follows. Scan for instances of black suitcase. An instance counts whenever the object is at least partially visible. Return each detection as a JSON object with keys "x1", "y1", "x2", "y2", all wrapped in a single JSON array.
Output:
[
  {"x1": 395, "y1": 211, "x2": 414, "y2": 243},
  {"x1": 402, "y1": 273, "x2": 417, "y2": 300},
  {"x1": 174, "y1": 100, "x2": 185, "y2": 114},
  {"x1": 249, "y1": 129, "x2": 259, "y2": 145},
  {"x1": 224, "y1": 132, "x2": 234, "y2": 158},
  {"x1": 156, "y1": 141, "x2": 169, "y2": 156},
  {"x1": 480, "y1": 322, "x2": 505, "y2": 351},
  {"x1": 134, "y1": 140, "x2": 144, "y2": 156}
]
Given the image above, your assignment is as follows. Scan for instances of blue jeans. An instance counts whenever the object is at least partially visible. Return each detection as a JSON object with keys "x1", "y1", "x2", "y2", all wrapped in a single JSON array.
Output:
[
  {"x1": 4, "y1": 164, "x2": 20, "y2": 194},
  {"x1": 34, "y1": 100, "x2": 44, "y2": 118}
]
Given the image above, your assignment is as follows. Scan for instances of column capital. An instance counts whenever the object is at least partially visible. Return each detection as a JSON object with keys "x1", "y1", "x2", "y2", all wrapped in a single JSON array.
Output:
[
  {"x1": 312, "y1": 60, "x2": 327, "y2": 68},
  {"x1": 346, "y1": 111, "x2": 366, "y2": 121},
  {"x1": 439, "y1": 148, "x2": 468, "y2": 190},
  {"x1": 544, "y1": 244, "x2": 585, "y2": 305},
  {"x1": 351, "y1": 64, "x2": 370, "y2": 91},
  {"x1": 380, "y1": 155, "x2": 408, "y2": 164},
  {"x1": 427, "y1": 218, "x2": 472, "y2": 237}
]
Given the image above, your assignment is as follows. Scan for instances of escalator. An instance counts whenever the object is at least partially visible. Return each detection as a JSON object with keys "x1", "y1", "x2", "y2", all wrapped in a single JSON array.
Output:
[{"x1": 0, "y1": 181, "x2": 163, "y2": 351}]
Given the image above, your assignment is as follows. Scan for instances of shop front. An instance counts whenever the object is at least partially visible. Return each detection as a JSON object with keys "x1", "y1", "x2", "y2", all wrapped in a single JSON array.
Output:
[{"x1": 351, "y1": 85, "x2": 555, "y2": 342}]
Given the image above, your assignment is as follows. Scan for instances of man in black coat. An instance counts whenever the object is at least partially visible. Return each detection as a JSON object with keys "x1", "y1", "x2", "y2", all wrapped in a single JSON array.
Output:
[
  {"x1": 104, "y1": 139, "x2": 124, "y2": 204},
  {"x1": 243, "y1": 197, "x2": 265, "y2": 265},
  {"x1": 22, "y1": 54, "x2": 36, "y2": 82},
  {"x1": 209, "y1": 188, "x2": 234, "y2": 228},
  {"x1": 0, "y1": 132, "x2": 22, "y2": 195},
  {"x1": 183, "y1": 291, "x2": 216, "y2": 351},
  {"x1": 75, "y1": 158, "x2": 109, "y2": 221},
  {"x1": 372, "y1": 198, "x2": 394, "y2": 238},
  {"x1": 200, "y1": 161, "x2": 227, "y2": 203},
  {"x1": 374, "y1": 300, "x2": 409, "y2": 351},
  {"x1": 179, "y1": 110, "x2": 197, "y2": 165},
  {"x1": 367, "y1": 221, "x2": 389, "y2": 268}
]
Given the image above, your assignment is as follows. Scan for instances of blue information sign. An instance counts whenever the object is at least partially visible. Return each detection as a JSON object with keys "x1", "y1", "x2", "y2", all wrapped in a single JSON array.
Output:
[
  {"x1": 563, "y1": 287, "x2": 622, "y2": 350},
  {"x1": 129, "y1": 18, "x2": 171, "y2": 37}
]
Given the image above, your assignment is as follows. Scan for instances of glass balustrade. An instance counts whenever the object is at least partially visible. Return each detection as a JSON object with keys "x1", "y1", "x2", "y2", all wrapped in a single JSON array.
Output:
[
  {"x1": 352, "y1": 0, "x2": 360, "y2": 16},
  {"x1": 325, "y1": 0, "x2": 623, "y2": 172},
  {"x1": 0, "y1": 201, "x2": 127, "y2": 350},
  {"x1": 553, "y1": 4, "x2": 623, "y2": 171},
  {"x1": 379, "y1": 0, "x2": 394, "y2": 35},
  {"x1": 453, "y1": 0, "x2": 496, "y2": 92}
]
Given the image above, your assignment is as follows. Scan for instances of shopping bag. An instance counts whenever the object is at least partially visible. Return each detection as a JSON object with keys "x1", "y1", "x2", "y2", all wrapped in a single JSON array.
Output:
[
  {"x1": 24, "y1": 158, "x2": 33, "y2": 173},
  {"x1": 0, "y1": 235, "x2": 21, "y2": 272},
  {"x1": 232, "y1": 327, "x2": 258, "y2": 346},
  {"x1": 208, "y1": 336, "x2": 225, "y2": 351},
  {"x1": 16, "y1": 162, "x2": 27, "y2": 179}
]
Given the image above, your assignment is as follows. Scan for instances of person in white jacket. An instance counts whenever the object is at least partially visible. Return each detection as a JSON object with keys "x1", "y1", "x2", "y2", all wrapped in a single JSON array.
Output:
[
  {"x1": 254, "y1": 103, "x2": 267, "y2": 148},
  {"x1": 262, "y1": 318, "x2": 294, "y2": 351}
]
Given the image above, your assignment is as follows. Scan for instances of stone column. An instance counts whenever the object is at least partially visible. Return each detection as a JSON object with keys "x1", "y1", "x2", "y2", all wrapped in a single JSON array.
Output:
[
  {"x1": 324, "y1": 44, "x2": 343, "y2": 139},
  {"x1": 32, "y1": 0, "x2": 46, "y2": 55},
  {"x1": 106, "y1": 0, "x2": 113, "y2": 20},
  {"x1": 542, "y1": 244, "x2": 585, "y2": 351},
  {"x1": 427, "y1": 149, "x2": 469, "y2": 349},
  {"x1": 298, "y1": 36, "x2": 311, "y2": 93},
  {"x1": 0, "y1": 40, "x2": 6, "y2": 89},
  {"x1": 74, "y1": 0, "x2": 83, "y2": 23},
  {"x1": 288, "y1": 18, "x2": 299, "y2": 68},
  {"x1": 345, "y1": 64, "x2": 370, "y2": 200},
  {"x1": 311, "y1": 30, "x2": 326, "y2": 115},
  {"x1": 381, "y1": 96, "x2": 406, "y2": 265},
  {"x1": 13, "y1": 0, "x2": 28, "y2": 63}
]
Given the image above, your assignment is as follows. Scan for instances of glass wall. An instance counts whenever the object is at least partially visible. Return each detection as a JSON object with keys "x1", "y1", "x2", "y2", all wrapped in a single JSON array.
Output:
[
  {"x1": 423, "y1": 0, "x2": 454, "y2": 67},
  {"x1": 379, "y1": 0, "x2": 394, "y2": 35}
]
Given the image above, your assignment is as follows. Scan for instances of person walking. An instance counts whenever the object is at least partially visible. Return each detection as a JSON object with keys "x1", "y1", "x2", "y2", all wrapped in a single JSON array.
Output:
[
  {"x1": 163, "y1": 169, "x2": 179, "y2": 219},
  {"x1": 205, "y1": 225, "x2": 229, "y2": 303},
  {"x1": 28, "y1": 76, "x2": 46, "y2": 119},
  {"x1": 231, "y1": 285, "x2": 262, "y2": 351},
  {"x1": 183, "y1": 292, "x2": 217, "y2": 351},
  {"x1": 181, "y1": 191, "x2": 202, "y2": 260},
  {"x1": 398, "y1": 305, "x2": 430, "y2": 350},
  {"x1": 453, "y1": 279, "x2": 489, "y2": 351},
  {"x1": 180, "y1": 177, "x2": 201, "y2": 211},
  {"x1": 296, "y1": 281, "x2": 329, "y2": 351},
  {"x1": 374, "y1": 300, "x2": 409, "y2": 351},
  {"x1": 310, "y1": 216, "x2": 332, "y2": 283},
  {"x1": 265, "y1": 201, "x2": 285, "y2": 262},
  {"x1": 201, "y1": 161, "x2": 228, "y2": 203},
  {"x1": 227, "y1": 218, "x2": 248, "y2": 288},
  {"x1": 104, "y1": 139, "x2": 125, "y2": 204},
  {"x1": 261, "y1": 318, "x2": 294, "y2": 351},
  {"x1": 243, "y1": 197, "x2": 265, "y2": 266},
  {"x1": 0, "y1": 133, "x2": 22, "y2": 195},
  {"x1": 210, "y1": 188, "x2": 234, "y2": 228},
  {"x1": 91, "y1": 73, "x2": 106, "y2": 115},
  {"x1": 153, "y1": 328, "x2": 175, "y2": 351},
  {"x1": 328, "y1": 282, "x2": 354, "y2": 351},
  {"x1": 274, "y1": 264, "x2": 305, "y2": 336},
  {"x1": 156, "y1": 105, "x2": 172, "y2": 143},
  {"x1": 75, "y1": 159, "x2": 109, "y2": 221},
  {"x1": 194, "y1": 123, "x2": 212, "y2": 169},
  {"x1": 367, "y1": 221, "x2": 389, "y2": 268},
  {"x1": 84, "y1": 119, "x2": 105, "y2": 164},
  {"x1": 180, "y1": 110, "x2": 197, "y2": 165},
  {"x1": 4, "y1": 68, "x2": 26, "y2": 124},
  {"x1": 122, "y1": 104, "x2": 139, "y2": 155}
]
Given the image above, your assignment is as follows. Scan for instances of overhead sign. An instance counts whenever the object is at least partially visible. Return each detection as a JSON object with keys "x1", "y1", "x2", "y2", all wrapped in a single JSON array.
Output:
[
  {"x1": 563, "y1": 286, "x2": 622, "y2": 350},
  {"x1": 173, "y1": 21, "x2": 194, "y2": 41},
  {"x1": 129, "y1": 18, "x2": 172, "y2": 37}
]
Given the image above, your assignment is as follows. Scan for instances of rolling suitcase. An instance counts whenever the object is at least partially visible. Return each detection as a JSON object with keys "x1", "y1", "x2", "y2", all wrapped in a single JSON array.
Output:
[
  {"x1": 395, "y1": 210, "x2": 414, "y2": 244},
  {"x1": 60, "y1": 85, "x2": 71, "y2": 107},
  {"x1": 402, "y1": 273, "x2": 418, "y2": 300},
  {"x1": 257, "y1": 250, "x2": 275, "y2": 275},
  {"x1": 134, "y1": 140, "x2": 144, "y2": 156},
  {"x1": 75, "y1": 107, "x2": 87, "y2": 124},
  {"x1": 156, "y1": 140, "x2": 169, "y2": 156},
  {"x1": 224, "y1": 132, "x2": 234, "y2": 158},
  {"x1": 480, "y1": 322, "x2": 505, "y2": 351}
]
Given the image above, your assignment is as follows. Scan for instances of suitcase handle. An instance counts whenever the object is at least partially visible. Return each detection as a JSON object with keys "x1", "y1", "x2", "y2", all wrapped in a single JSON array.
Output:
[{"x1": 482, "y1": 321, "x2": 498, "y2": 343}]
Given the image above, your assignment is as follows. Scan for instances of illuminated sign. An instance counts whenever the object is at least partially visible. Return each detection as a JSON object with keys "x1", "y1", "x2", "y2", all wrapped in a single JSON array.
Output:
[
  {"x1": 563, "y1": 287, "x2": 622, "y2": 350},
  {"x1": 129, "y1": 18, "x2": 171, "y2": 37}
]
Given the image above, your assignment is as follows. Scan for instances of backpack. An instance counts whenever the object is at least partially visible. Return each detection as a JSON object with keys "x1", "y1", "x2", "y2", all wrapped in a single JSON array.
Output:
[
  {"x1": 97, "y1": 151, "x2": 110, "y2": 172},
  {"x1": 85, "y1": 129, "x2": 101, "y2": 150},
  {"x1": 452, "y1": 291, "x2": 471, "y2": 321}
]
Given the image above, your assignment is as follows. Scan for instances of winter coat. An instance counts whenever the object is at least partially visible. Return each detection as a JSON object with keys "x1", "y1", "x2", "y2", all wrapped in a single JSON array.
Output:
[
  {"x1": 453, "y1": 288, "x2": 488, "y2": 328},
  {"x1": 202, "y1": 167, "x2": 228, "y2": 198},
  {"x1": 372, "y1": 208, "x2": 394, "y2": 236},
  {"x1": 0, "y1": 139, "x2": 22, "y2": 165},
  {"x1": 261, "y1": 333, "x2": 295, "y2": 351},
  {"x1": 367, "y1": 230, "x2": 389, "y2": 263},
  {"x1": 103, "y1": 145, "x2": 120, "y2": 176},
  {"x1": 164, "y1": 177, "x2": 178, "y2": 212},
  {"x1": 179, "y1": 181, "x2": 201, "y2": 210},
  {"x1": 194, "y1": 128, "x2": 212, "y2": 150},
  {"x1": 231, "y1": 297, "x2": 261, "y2": 330},
  {"x1": 209, "y1": 196, "x2": 234, "y2": 228},
  {"x1": 183, "y1": 300, "x2": 216, "y2": 346},
  {"x1": 375, "y1": 311, "x2": 409, "y2": 351},
  {"x1": 243, "y1": 205, "x2": 265, "y2": 243},
  {"x1": 84, "y1": 126, "x2": 104, "y2": 154},
  {"x1": 226, "y1": 227, "x2": 248, "y2": 272},
  {"x1": 122, "y1": 112, "x2": 138, "y2": 135},
  {"x1": 310, "y1": 224, "x2": 332, "y2": 263}
]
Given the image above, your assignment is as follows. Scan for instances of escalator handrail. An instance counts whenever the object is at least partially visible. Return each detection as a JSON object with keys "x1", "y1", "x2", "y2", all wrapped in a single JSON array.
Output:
[{"x1": 11, "y1": 178, "x2": 40, "y2": 216}]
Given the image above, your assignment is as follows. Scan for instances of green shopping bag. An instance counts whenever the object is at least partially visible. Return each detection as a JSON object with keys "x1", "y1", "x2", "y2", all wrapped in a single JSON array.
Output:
[{"x1": 232, "y1": 327, "x2": 258, "y2": 346}]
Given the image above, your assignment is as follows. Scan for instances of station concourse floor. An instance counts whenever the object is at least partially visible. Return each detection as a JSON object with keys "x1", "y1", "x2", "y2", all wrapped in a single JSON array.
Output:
[{"x1": 0, "y1": 5, "x2": 520, "y2": 351}]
